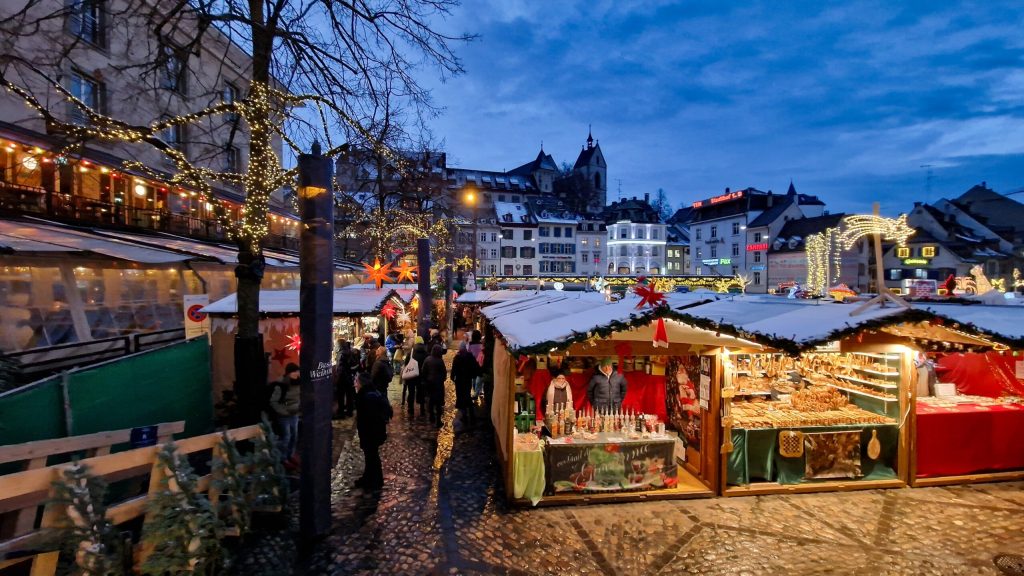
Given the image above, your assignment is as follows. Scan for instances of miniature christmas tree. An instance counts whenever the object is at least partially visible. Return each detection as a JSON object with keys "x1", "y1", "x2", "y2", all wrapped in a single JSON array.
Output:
[
  {"x1": 141, "y1": 443, "x2": 223, "y2": 575},
  {"x1": 51, "y1": 462, "x2": 121, "y2": 575},
  {"x1": 211, "y1": 431, "x2": 252, "y2": 536},
  {"x1": 248, "y1": 419, "x2": 287, "y2": 512}
]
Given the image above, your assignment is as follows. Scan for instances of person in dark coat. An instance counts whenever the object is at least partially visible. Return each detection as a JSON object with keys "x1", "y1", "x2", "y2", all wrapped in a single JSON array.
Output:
[
  {"x1": 370, "y1": 345, "x2": 394, "y2": 391},
  {"x1": 451, "y1": 341, "x2": 481, "y2": 429},
  {"x1": 587, "y1": 358, "x2": 627, "y2": 412},
  {"x1": 404, "y1": 336, "x2": 428, "y2": 417},
  {"x1": 422, "y1": 344, "x2": 448, "y2": 428},
  {"x1": 354, "y1": 372, "x2": 392, "y2": 490},
  {"x1": 335, "y1": 340, "x2": 356, "y2": 418},
  {"x1": 270, "y1": 363, "x2": 302, "y2": 464}
]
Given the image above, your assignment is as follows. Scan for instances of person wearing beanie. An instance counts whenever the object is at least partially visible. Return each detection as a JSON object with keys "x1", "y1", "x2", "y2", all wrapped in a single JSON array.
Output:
[
  {"x1": 270, "y1": 363, "x2": 302, "y2": 466},
  {"x1": 354, "y1": 371, "x2": 392, "y2": 490},
  {"x1": 587, "y1": 357, "x2": 626, "y2": 413},
  {"x1": 422, "y1": 344, "x2": 448, "y2": 427}
]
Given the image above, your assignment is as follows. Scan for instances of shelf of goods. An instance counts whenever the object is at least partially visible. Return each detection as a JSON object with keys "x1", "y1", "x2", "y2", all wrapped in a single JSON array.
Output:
[{"x1": 727, "y1": 353, "x2": 901, "y2": 487}]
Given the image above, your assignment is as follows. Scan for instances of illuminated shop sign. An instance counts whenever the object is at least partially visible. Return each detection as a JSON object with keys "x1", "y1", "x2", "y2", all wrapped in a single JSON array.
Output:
[
  {"x1": 902, "y1": 258, "x2": 930, "y2": 266},
  {"x1": 746, "y1": 243, "x2": 769, "y2": 251},
  {"x1": 750, "y1": 265, "x2": 766, "y2": 271},
  {"x1": 701, "y1": 258, "x2": 732, "y2": 266},
  {"x1": 692, "y1": 190, "x2": 744, "y2": 209}
]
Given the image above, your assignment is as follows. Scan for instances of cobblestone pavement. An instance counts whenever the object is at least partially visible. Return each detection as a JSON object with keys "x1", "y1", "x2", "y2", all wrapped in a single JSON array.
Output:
[{"x1": 300, "y1": 368, "x2": 1024, "y2": 576}]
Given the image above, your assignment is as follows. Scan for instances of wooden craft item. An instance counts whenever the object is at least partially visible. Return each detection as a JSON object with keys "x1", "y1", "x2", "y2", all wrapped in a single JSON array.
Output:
[
  {"x1": 867, "y1": 429, "x2": 881, "y2": 460},
  {"x1": 779, "y1": 430, "x2": 805, "y2": 458}
]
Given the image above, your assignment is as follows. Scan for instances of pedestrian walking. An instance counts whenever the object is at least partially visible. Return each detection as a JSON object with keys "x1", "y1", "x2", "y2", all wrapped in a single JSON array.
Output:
[
  {"x1": 354, "y1": 372, "x2": 392, "y2": 490},
  {"x1": 335, "y1": 339, "x2": 356, "y2": 419},
  {"x1": 405, "y1": 336, "x2": 428, "y2": 417},
  {"x1": 423, "y1": 344, "x2": 448, "y2": 428},
  {"x1": 451, "y1": 341, "x2": 481, "y2": 429},
  {"x1": 468, "y1": 329, "x2": 485, "y2": 399},
  {"x1": 269, "y1": 363, "x2": 301, "y2": 467},
  {"x1": 428, "y1": 328, "x2": 443, "y2": 351},
  {"x1": 371, "y1": 345, "x2": 394, "y2": 391}
]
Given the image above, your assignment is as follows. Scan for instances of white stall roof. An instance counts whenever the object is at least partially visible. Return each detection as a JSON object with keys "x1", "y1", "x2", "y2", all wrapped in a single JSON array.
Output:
[
  {"x1": 338, "y1": 283, "x2": 417, "y2": 303},
  {"x1": 203, "y1": 288, "x2": 400, "y2": 315},
  {"x1": 456, "y1": 290, "x2": 547, "y2": 304},
  {"x1": 917, "y1": 302, "x2": 1024, "y2": 342},
  {"x1": 0, "y1": 219, "x2": 190, "y2": 263}
]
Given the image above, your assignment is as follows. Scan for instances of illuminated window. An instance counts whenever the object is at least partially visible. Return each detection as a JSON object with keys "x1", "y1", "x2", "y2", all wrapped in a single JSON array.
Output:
[
  {"x1": 896, "y1": 247, "x2": 910, "y2": 258},
  {"x1": 922, "y1": 246, "x2": 936, "y2": 258}
]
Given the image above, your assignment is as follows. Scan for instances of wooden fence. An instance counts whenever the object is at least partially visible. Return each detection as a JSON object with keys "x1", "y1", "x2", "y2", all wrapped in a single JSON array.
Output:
[{"x1": 0, "y1": 423, "x2": 262, "y2": 574}]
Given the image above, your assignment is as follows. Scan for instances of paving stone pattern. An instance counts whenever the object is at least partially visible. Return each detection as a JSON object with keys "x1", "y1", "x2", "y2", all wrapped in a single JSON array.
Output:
[{"x1": 265, "y1": 358, "x2": 1024, "y2": 575}]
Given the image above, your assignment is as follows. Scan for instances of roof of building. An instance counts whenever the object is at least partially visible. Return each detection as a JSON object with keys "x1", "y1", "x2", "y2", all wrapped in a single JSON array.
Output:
[
  {"x1": 952, "y1": 183, "x2": 1024, "y2": 238},
  {"x1": 601, "y1": 197, "x2": 661, "y2": 224},
  {"x1": 493, "y1": 201, "x2": 533, "y2": 224},
  {"x1": 747, "y1": 197, "x2": 796, "y2": 228},
  {"x1": 667, "y1": 206, "x2": 694, "y2": 225},
  {"x1": 509, "y1": 148, "x2": 559, "y2": 176},
  {"x1": 770, "y1": 213, "x2": 846, "y2": 253},
  {"x1": 666, "y1": 223, "x2": 690, "y2": 245}
]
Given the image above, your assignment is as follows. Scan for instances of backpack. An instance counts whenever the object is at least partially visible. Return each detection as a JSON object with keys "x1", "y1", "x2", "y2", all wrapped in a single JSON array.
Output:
[{"x1": 401, "y1": 357, "x2": 420, "y2": 380}]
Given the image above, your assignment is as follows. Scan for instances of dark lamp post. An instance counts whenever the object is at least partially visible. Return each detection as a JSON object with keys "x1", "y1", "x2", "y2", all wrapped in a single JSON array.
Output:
[{"x1": 464, "y1": 187, "x2": 479, "y2": 280}]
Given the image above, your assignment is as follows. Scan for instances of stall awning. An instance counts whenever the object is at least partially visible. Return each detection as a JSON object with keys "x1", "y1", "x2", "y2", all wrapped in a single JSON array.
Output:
[
  {"x1": 339, "y1": 283, "x2": 418, "y2": 303},
  {"x1": 203, "y1": 288, "x2": 401, "y2": 316},
  {"x1": 0, "y1": 219, "x2": 192, "y2": 263}
]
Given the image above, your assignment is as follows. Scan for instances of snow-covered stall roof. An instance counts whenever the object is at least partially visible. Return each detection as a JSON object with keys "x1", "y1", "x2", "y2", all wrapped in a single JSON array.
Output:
[
  {"x1": 203, "y1": 288, "x2": 399, "y2": 316},
  {"x1": 338, "y1": 283, "x2": 417, "y2": 303},
  {"x1": 456, "y1": 290, "x2": 546, "y2": 304},
  {"x1": 915, "y1": 302, "x2": 1024, "y2": 344}
]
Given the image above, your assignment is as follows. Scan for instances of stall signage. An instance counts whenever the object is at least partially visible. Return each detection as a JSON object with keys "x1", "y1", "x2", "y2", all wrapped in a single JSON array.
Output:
[
  {"x1": 183, "y1": 294, "x2": 210, "y2": 339},
  {"x1": 699, "y1": 356, "x2": 712, "y2": 411},
  {"x1": 746, "y1": 243, "x2": 769, "y2": 251},
  {"x1": 546, "y1": 440, "x2": 677, "y2": 492},
  {"x1": 692, "y1": 190, "x2": 744, "y2": 209},
  {"x1": 902, "y1": 258, "x2": 930, "y2": 266}
]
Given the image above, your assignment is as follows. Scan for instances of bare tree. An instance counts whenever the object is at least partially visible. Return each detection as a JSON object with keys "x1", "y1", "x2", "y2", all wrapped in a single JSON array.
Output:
[
  {"x1": 0, "y1": 0, "x2": 471, "y2": 420},
  {"x1": 651, "y1": 188, "x2": 673, "y2": 221}
]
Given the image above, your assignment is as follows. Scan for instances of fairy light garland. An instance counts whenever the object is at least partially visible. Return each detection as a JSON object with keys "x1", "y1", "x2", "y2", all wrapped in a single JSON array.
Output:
[{"x1": 805, "y1": 213, "x2": 916, "y2": 295}]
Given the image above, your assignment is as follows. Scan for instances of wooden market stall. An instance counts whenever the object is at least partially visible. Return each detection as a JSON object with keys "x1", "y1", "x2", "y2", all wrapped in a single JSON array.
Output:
[
  {"x1": 674, "y1": 296, "x2": 1024, "y2": 495},
  {"x1": 203, "y1": 287, "x2": 413, "y2": 400},
  {"x1": 481, "y1": 290, "x2": 760, "y2": 506}
]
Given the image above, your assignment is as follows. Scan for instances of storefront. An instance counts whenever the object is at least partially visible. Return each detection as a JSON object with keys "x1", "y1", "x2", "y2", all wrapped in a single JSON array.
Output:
[
  {"x1": 482, "y1": 290, "x2": 751, "y2": 506},
  {"x1": 203, "y1": 286, "x2": 413, "y2": 399}
]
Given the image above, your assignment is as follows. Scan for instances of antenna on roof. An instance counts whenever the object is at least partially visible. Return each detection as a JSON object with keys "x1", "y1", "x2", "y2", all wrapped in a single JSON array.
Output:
[
  {"x1": 920, "y1": 164, "x2": 933, "y2": 203},
  {"x1": 616, "y1": 179, "x2": 623, "y2": 201}
]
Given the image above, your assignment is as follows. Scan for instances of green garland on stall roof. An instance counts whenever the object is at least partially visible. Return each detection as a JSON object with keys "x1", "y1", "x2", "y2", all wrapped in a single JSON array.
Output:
[{"x1": 497, "y1": 302, "x2": 1024, "y2": 357}]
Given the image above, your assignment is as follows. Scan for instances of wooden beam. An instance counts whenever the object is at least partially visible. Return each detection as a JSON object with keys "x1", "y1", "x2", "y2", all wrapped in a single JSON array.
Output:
[{"x1": 0, "y1": 421, "x2": 185, "y2": 464}]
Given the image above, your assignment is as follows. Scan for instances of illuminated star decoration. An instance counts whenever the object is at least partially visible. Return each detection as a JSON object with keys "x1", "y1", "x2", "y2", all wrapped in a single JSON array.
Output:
[
  {"x1": 285, "y1": 333, "x2": 302, "y2": 352},
  {"x1": 396, "y1": 310, "x2": 412, "y2": 326},
  {"x1": 361, "y1": 258, "x2": 394, "y2": 289},
  {"x1": 271, "y1": 347, "x2": 291, "y2": 365},
  {"x1": 393, "y1": 261, "x2": 418, "y2": 284},
  {"x1": 381, "y1": 301, "x2": 398, "y2": 319},
  {"x1": 633, "y1": 282, "x2": 666, "y2": 310},
  {"x1": 592, "y1": 276, "x2": 607, "y2": 292}
]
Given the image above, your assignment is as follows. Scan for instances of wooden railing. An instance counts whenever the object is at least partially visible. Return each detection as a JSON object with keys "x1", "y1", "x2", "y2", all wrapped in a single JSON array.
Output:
[{"x1": 0, "y1": 423, "x2": 262, "y2": 574}]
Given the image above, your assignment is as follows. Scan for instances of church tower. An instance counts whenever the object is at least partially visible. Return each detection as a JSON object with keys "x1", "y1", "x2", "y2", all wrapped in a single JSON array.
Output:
[{"x1": 571, "y1": 127, "x2": 607, "y2": 214}]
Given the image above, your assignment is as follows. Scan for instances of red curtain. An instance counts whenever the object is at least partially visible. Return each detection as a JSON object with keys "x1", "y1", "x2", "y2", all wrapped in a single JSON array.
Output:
[
  {"x1": 934, "y1": 352, "x2": 1024, "y2": 398},
  {"x1": 527, "y1": 367, "x2": 668, "y2": 421}
]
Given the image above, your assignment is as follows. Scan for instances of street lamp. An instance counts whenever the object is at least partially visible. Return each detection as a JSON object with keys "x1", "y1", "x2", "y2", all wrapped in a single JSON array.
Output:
[{"x1": 463, "y1": 187, "x2": 479, "y2": 282}]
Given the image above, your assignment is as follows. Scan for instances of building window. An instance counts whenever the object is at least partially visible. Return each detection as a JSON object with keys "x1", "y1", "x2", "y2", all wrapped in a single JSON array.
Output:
[
  {"x1": 68, "y1": 0, "x2": 105, "y2": 46},
  {"x1": 732, "y1": 266, "x2": 738, "y2": 275},
  {"x1": 490, "y1": 249, "x2": 497, "y2": 258},
  {"x1": 754, "y1": 272, "x2": 761, "y2": 285},
  {"x1": 523, "y1": 229, "x2": 533, "y2": 241},
  {"x1": 163, "y1": 121, "x2": 186, "y2": 153},
  {"x1": 593, "y1": 254, "x2": 600, "y2": 264},
  {"x1": 539, "y1": 226, "x2": 549, "y2": 237},
  {"x1": 620, "y1": 228, "x2": 627, "y2": 239},
  {"x1": 710, "y1": 245, "x2": 717, "y2": 258},
  {"x1": 223, "y1": 82, "x2": 239, "y2": 121},
  {"x1": 224, "y1": 145, "x2": 240, "y2": 172},
  {"x1": 523, "y1": 264, "x2": 533, "y2": 275},
  {"x1": 732, "y1": 222, "x2": 740, "y2": 235},
  {"x1": 69, "y1": 69, "x2": 102, "y2": 120},
  {"x1": 501, "y1": 229, "x2": 513, "y2": 240},
  {"x1": 504, "y1": 265, "x2": 513, "y2": 275},
  {"x1": 922, "y1": 246, "x2": 936, "y2": 258},
  {"x1": 511, "y1": 195, "x2": 520, "y2": 202},
  {"x1": 889, "y1": 269, "x2": 901, "y2": 280},
  {"x1": 582, "y1": 253, "x2": 589, "y2": 263},
  {"x1": 581, "y1": 238, "x2": 588, "y2": 246},
  {"x1": 564, "y1": 227, "x2": 573, "y2": 238},
  {"x1": 553, "y1": 227, "x2": 562, "y2": 238},
  {"x1": 696, "y1": 248, "x2": 702, "y2": 259},
  {"x1": 500, "y1": 246, "x2": 516, "y2": 258},
  {"x1": 754, "y1": 232, "x2": 762, "y2": 242},
  {"x1": 479, "y1": 248, "x2": 487, "y2": 260},
  {"x1": 652, "y1": 229, "x2": 659, "y2": 239},
  {"x1": 488, "y1": 264, "x2": 496, "y2": 275},
  {"x1": 159, "y1": 44, "x2": 187, "y2": 94},
  {"x1": 519, "y1": 247, "x2": 535, "y2": 258},
  {"x1": 619, "y1": 246, "x2": 627, "y2": 257},
  {"x1": 490, "y1": 233, "x2": 497, "y2": 242},
  {"x1": 480, "y1": 232, "x2": 487, "y2": 243},
  {"x1": 498, "y1": 194, "x2": 506, "y2": 202},
  {"x1": 710, "y1": 225, "x2": 717, "y2": 239},
  {"x1": 636, "y1": 228, "x2": 644, "y2": 239},
  {"x1": 731, "y1": 243, "x2": 739, "y2": 257},
  {"x1": 754, "y1": 251, "x2": 761, "y2": 263},
  {"x1": 651, "y1": 246, "x2": 659, "y2": 257},
  {"x1": 695, "y1": 228, "x2": 702, "y2": 240},
  {"x1": 896, "y1": 247, "x2": 910, "y2": 258},
  {"x1": 595, "y1": 238, "x2": 601, "y2": 247}
]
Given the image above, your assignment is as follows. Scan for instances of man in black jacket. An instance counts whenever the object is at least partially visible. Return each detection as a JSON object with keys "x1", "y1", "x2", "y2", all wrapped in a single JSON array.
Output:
[
  {"x1": 422, "y1": 345, "x2": 448, "y2": 428},
  {"x1": 370, "y1": 345, "x2": 394, "y2": 391},
  {"x1": 335, "y1": 340, "x2": 356, "y2": 419},
  {"x1": 587, "y1": 358, "x2": 627, "y2": 412},
  {"x1": 355, "y1": 372, "x2": 392, "y2": 490},
  {"x1": 451, "y1": 342, "x2": 480, "y2": 429}
]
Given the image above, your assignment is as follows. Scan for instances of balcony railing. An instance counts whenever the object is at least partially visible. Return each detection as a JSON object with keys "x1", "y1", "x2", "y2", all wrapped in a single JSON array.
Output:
[{"x1": 0, "y1": 180, "x2": 298, "y2": 249}]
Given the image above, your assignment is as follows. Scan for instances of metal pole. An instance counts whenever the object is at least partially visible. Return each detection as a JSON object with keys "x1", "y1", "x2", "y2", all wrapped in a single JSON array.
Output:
[
  {"x1": 416, "y1": 238, "x2": 432, "y2": 338},
  {"x1": 298, "y1": 142, "x2": 334, "y2": 539},
  {"x1": 472, "y1": 204, "x2": 479, "y2": 280}
]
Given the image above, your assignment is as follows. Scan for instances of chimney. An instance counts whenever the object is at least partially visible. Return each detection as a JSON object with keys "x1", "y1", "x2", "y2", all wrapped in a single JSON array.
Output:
[
  {"x1": 914, "y1": 202, "x2": 922, "y2": 207},
  {"x1": 725, "y1": 187, "x2": 730, "y2": 194},
  {"x1": 767, "y1": 194, "x2": 773, "y2": 208},
  {"x1": 644, "y1": 192, "x2": 650, "y2": 203}
]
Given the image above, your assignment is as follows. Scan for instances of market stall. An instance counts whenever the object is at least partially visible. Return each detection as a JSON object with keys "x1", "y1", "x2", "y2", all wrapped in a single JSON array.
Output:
[
  {"x1": 203, "y1": 287, "x2": 409, "y2": 400},
  {"x1": 482, "y1": 289, "x2": 758, "y2": 506}
]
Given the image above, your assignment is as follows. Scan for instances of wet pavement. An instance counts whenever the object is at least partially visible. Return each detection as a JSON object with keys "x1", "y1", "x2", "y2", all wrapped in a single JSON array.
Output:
[{"x1": 297, "y1": 363, "x2": 1024, "y2": 576}]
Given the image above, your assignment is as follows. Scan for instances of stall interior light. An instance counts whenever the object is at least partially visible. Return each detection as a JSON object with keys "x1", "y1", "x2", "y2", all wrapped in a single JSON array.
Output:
[
  {"x1": 78, "y1": 166, "x2": 89, "y2": 173},
  {"x1": 134, "y1": 183, "x2": 147, "y2": 197}
]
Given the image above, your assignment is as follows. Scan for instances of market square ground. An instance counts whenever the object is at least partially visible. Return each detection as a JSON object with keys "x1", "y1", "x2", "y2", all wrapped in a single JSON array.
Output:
[{"x1": 232, "y1": 377, "x2": 1024, "y2": 576}]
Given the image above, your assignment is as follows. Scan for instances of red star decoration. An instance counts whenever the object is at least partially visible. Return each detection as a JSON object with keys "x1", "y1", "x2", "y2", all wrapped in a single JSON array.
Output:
[
  {"x1": 285, "y1": 333, "x2": 302, "y2": 351},
  {"x1": 381, "y1": 301, "x2": 398, "y2": 319},
  {"x1": 361, "y1": 258, "x2": 394, "y2": 289},
  {"x1": 393, "y1": 261, "x2": 418, "y2": 284},
  {"x1": 633, "y1": 283, "x2": 666, "y2": 310},
  {"x1": 271, "y1": 347, "x2": 291, "y2": 365}
]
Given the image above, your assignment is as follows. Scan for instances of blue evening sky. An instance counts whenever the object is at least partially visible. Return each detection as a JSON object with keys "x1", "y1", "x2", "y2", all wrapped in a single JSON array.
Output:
[{"x1": 424, "y1": 0, "x2": 1024, "y2": 215}]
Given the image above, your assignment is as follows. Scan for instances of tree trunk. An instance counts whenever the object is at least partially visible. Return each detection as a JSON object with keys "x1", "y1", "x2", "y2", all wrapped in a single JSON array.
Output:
[{"x1": 233, "y1": 248, "x2": 266, "y2": 425}]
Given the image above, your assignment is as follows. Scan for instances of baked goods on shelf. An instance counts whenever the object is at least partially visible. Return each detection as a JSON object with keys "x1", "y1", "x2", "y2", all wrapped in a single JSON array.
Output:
[{"x1": 731, "y1": 386, "x2": 894, "y2": 429}]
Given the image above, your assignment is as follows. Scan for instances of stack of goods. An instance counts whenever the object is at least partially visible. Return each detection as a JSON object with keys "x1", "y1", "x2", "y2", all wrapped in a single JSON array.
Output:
[
  {"x1": 734, "y1": 374, "x2": 772, "y2": 394},
  {"x1": 732, "y1": 385, "x2": 893, "y2": 429}
]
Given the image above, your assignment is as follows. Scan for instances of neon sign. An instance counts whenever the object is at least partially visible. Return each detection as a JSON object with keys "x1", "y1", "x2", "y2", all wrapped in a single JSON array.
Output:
[
  {"x1": 746, "y1": 243, "x2": 768, "y2": 251},
  {"x1": 902, "y1": 258, "x2": 930, "y2": 266},
  {"x1": 692, "y1": 190, "x2": 744, "y2": 209}
]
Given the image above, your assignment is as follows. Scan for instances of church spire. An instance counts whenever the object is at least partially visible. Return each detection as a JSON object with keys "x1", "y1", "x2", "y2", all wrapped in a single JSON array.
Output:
[
  {"x1": 586, "y1": 124, "x2": 594, "y2": 149},
  {"x1": 787, "y1": 179, "x2": 797, "y2": 196}
]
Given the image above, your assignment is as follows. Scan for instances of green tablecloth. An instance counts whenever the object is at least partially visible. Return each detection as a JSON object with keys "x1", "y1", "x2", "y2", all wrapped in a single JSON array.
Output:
[
  {"x1": 513, "y1": 448, "x2": 545, "y2": 505},
  {"x1": 727, "y1": 424, "x2": 898, "y2": 486}
]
